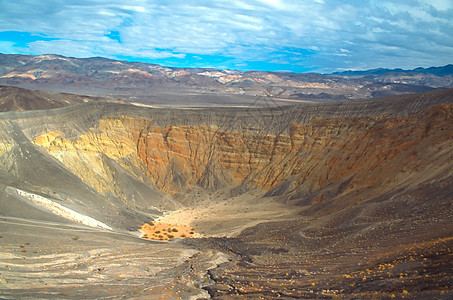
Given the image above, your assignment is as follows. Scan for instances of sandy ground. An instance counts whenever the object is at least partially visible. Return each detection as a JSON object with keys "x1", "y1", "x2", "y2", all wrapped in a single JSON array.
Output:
[
  {"x1": 138, "y1": 222, "x2": 196, "y2": 241},
  {"x1": 152, "y1": 190, "x2": 303, "y2": 238},
  {"x1": 0, "y1": 215, "x2": 227, "y2": 299}
]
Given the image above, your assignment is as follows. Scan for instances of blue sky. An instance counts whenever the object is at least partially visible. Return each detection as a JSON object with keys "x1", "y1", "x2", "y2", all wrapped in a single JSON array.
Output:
[{"x1": 0, "y1": 0, "x2": 452, "y2": 73}]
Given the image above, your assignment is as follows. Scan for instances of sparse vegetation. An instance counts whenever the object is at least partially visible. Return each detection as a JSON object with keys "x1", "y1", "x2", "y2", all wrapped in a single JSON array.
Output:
[{"x1": 139, "y1": 221, "x2": 195, "y2": 241}]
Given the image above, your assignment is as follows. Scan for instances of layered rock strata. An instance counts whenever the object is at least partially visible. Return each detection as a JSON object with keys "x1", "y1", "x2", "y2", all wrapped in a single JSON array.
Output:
[{"x1": 29, "y1": 89, "x2": 453, "y2": 206}]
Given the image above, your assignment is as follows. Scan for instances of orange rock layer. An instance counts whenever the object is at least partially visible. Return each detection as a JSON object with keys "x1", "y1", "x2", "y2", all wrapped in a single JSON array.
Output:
[{"x1": 35, "y1": 104, "x2": 453, "y2": 205}]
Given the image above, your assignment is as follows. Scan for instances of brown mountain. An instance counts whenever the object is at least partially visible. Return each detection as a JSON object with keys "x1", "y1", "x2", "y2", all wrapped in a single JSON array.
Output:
[
  {"x1": 0, "y1": 88, "x2": 451, "y2": 298},
  {"x1": 0, "y1": 85, "x2": 124, "y2": 111}
]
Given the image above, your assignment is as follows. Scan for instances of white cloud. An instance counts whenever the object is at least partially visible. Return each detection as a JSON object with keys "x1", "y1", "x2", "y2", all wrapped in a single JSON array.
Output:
[
  {"x1": 0, "y1": 0, "x2": 452, "y2": 72},
  {"x1": 420, "y1": 0, "x2": 453, "y2": 10},
  {"x1": 257, "y1": 0, "x2": 284, "y2": 8},
  {"x1": 0, "y1": 41, "x2": 17, "y2": 54},
  {"x1": 119, "y1": 5, "x2": 147, "y2": 13},
  {"x1": 25, "y1": 40, "x2": 99, "y2": 58}
]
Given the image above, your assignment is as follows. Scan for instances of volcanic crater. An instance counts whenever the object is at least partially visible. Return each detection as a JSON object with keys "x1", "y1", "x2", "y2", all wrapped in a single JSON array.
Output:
[{"x1": 0, "y1": 87, "x2": 452, "y2": 299}]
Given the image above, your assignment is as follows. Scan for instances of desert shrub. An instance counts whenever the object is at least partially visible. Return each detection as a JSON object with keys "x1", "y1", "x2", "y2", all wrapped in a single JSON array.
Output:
[{"x1": 171, "y1": 228, "x2": 178, "y2": 232}]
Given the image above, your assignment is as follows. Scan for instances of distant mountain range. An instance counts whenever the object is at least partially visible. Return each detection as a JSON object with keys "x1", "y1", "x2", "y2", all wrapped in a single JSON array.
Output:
[
  {"x1": 1, "y1": 53, "x2": 452, "y2": 106},
  {"x1": 333, "y1": 64, "x2": 453, "y2": 77}
]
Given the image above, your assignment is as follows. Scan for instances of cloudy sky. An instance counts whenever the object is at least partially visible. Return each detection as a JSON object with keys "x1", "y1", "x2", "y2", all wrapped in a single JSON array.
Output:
[{"x1": 0, "y1": 0, "x2": 452, "y2": 73}]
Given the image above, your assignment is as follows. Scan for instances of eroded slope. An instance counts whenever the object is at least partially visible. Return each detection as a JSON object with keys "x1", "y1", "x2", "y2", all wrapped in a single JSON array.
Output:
[{"x1": 29, "y1": 89, "x2": 453, "y2": 209}]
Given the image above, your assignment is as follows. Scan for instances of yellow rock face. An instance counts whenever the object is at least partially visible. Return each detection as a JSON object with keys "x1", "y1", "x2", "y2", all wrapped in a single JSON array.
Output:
[
  {"x1": 0, "y1": 141, "x2": 12, "y2": 156},
  {"x1": 33, "y1": 131, "x2": 63, "y2": 147},
  {"x1": 33, "y1": 117, "x2": 148, "y2": 197}
]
